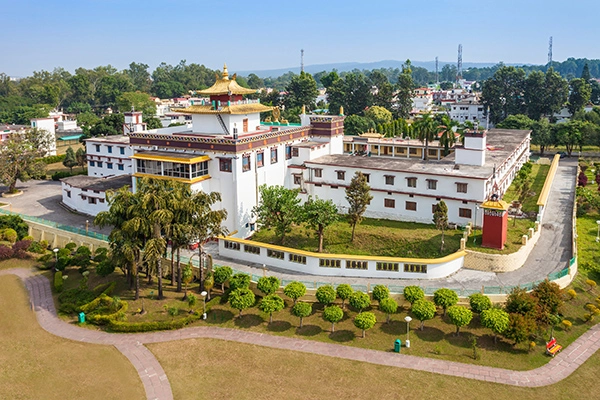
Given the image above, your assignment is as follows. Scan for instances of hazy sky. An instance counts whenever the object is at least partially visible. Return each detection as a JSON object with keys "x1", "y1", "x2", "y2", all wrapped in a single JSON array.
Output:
[{"x1": 1, "y1": 0, "x2": 599, "y2": 76}]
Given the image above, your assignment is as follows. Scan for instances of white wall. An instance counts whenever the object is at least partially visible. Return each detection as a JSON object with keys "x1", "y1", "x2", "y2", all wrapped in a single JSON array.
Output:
[
  {"x1": 86, "y1": 140, "x2": 133, "y2": 177},
  {"x1": 61, "y1": 182, "x2": 110, "y2": 216}
]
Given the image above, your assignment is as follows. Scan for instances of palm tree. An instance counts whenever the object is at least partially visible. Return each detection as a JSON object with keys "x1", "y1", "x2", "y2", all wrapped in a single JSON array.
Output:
[
  {"x1": 437, "y1": 115, "x2": 459, "y2": 156},
  {"x1": 415, "y1": 113, "x2": 437, "y2": 161},
  {"x1": 167, "y1": 183, "x2": 196, "y2": 292}
]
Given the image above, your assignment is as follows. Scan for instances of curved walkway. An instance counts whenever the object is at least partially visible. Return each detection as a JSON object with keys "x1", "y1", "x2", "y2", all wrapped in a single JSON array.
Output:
[{"x1": 3, "y1": 268, "x2": 600, "y2": 399}]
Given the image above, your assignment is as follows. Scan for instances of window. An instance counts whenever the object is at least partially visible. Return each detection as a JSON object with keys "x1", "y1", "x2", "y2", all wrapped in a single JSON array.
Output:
[
  {"x1": 456, "y1": 183, "x2": 468, "y2": 193},
  {"x1": 319, "y1": 259, "x2": 341, "y2": 268},
  {"x1": 118, "y1": 164, "x2": 124, "y2": 171},
  {"x1": 346, "y1": 260, "x2": 368, "y2": 270},
  {"x1": 88, "y1": 197, "x2": 97, "y2": 204},
  {"x1": 256, "y1": 152, "x2": 264, "y2": 168},
  {"x1": 66, "y1": 190, "x2": 71, "y2": 198},
  {"x1": 107, "y1": 145, "x2": 113, "y2": 154},
  {"x1": 337, "y1": 171, "x2": 345, "y2": 180},
  {"x1": 427, "y1": 179, "x2": 437, "y2": 190},
  {"x1": 409, "y1": 148, "x2": 417, "y2": 155},
  {"x1": 107, "y1": 163, "x2": 113, "y2": 169},
  {"x1": 95, "y1": 144, "x2": 100, "y2": 152},
  {"x1": 285, "y1": 145, "x2": 292, "y2": 160},
  {"x1": 459, "y1": 208, "x2": 472, "y2": 218},
  {"x1": 404, "y1": 264, "x2": 427, "y2": 273},
  {"x1": 406, "y1": 177, "x2": 417, "y2": 188},
  {"x1": 119, "y1": 147, "x2": 125, "y2": 155},
  {"x1": 220, "y1": 158, "x2": 232, "y2": 172},
  {"x1": 384, "y1": 199, "x2": 395, "y2": 208},
  {"x1": 428, "y1": 149, "x2": 437, "y2": 157},
  {"x1": 99, "y1": 199, "x2": 105, "y2": 203},
  {"x1": 406, "y1": 201, "x2": 417, "y2": 211},
  {"x1": 293, "y1": 175, "x2": 302, "y2": 185},
  {"x1": 224, "y1": 241, "x2": 240, "y2": 251},
  {"x1": 97, "y1": 161, "x2": 103, "y2": 168},
  {"x1": 331, "y1": 185, "x2": 338, "y2": 189},
  {"x1": 314, "y1": 168, "x2": 323, "y2": 178},
  {"x1": 267, "y1": 249, "x2": 284, "y2": 259},
  {"x1": 89, "y1": 161, "x2": 95, "y2": 167},
  {"x1": 385, "y1": 175, "x2": 395, "y2": 185},
  {"x1": 289, "y1": 254, "x2": 307, "y2": 264},
  {"x1": 363, "y1": 174, "x2": 370, "y2": 183},
  {"x1": 292, "y1": 147, "x2": 299, "y2": 157},
  {"x1": 270, "y1": 148, "x2": 278, "y2": 164},
  {"x1": 432, "y1": 204, "x2": 437, "y2": 213},
  {"x1": 315, "y1": 183, "x2": 322, "y2": 187},
  {"x1": 242, "y1": 155, "x2": 251, "y2": 172},
  {"x1": 243, "y1": 118, "x2": 249, "y2": 133},
  {"x1": 244, "y1": 245, "x2": 261, "y2": 255},
  {"x1": 376, "y1": 262, "x2": 399, "y2": 271}
]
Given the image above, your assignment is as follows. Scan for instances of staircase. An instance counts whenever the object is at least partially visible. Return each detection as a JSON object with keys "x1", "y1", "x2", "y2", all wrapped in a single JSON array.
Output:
[{"x1": 215, "y1": 114, "x2": 229, "y2": 135}]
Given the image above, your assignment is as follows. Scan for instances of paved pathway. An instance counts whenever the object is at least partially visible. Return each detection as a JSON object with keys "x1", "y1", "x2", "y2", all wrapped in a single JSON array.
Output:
[{"x1": 3, "y1": 268, "x2": 600, "y2": 395}]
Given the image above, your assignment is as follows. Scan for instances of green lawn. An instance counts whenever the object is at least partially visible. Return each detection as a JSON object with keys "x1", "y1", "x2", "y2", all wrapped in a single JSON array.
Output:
[
  {"x1": 252, "y1": 217, "x2": 464, "y2": 258},
  {"x1": 0, "y1": 270, "x2": 144, "y2": 400},
  {"x1": 503, "y1": 164, "x2": 551, "y2": 213},
  {"x1": 468, "y1": 218, "x2": 535, "y2": 254}
]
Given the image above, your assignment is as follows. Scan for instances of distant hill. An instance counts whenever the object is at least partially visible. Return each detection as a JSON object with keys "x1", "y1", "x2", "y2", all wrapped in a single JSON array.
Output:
[{"x1": 238, "y1": 60, "x2": 526, "y2": 78}]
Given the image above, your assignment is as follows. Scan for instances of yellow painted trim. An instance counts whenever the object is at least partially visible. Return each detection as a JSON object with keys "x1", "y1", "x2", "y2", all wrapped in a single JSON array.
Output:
[
  {"x1": 132, "y1": 153, "x2": 211, "y2": 164},
  {"x1": 481, "y1": 200, "x2": 509, "y2": 210},
  {"x1": 134, "y1": 173, "x2": 211, "y2": 184},
  {"x1": 220, "y1": 236, "x2": 467, "y2": 264},
  {"x1": 537, "y1": 154, "x2": 560, "y2": 207}
]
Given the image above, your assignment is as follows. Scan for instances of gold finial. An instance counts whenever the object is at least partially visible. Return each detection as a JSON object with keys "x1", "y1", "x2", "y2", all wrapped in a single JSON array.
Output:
[
  {"x1": 222, "y1": 63, "x2": 229, "y2": 80},
  {"x1": 339, "y1": 106, "x2": 344, "y2": 116},
  {"x1": 301, "y1": 105, "x2": 306, "y2": 115}
]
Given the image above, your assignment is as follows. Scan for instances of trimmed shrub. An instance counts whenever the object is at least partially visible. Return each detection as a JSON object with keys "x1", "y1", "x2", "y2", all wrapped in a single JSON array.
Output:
[
  {"x1": 108, "y1": 312, "x2": 203, "y2": 332},
  {"x1": 566, "y1": 289, "x2": 577, "y2": 300},
  {"x1": 96, "y1": 260, "x2": 115, "y2": 277},
  {"x1": 403, "y1": 286, "x2": 425, "y2": 304},
  {"x1": 39, "y1": 154, "x2": 66, "y2": 164},
  {"x1": 562, "y1": 319, "x2": 572, "y2": 331},
  {"x1": 229, "y1": 273, "x2": 251, "y2": 291},
  {"x1": 372, "y1": 285, "x2": 390, "y2": 303},
  {"x1": 469, "y1": 293, "x2": 492, "y2": 313},
  {"x1": 28, "y1": 241, "x2": 46, "y2": 254},
  {"x1": 54, "y1": 271, "x2": 64, "y2": 292},
  {"x1": 0, "y1": 215, "x2": 28, "y2": 240},
  {"x1": 2, "y1": 228, "x2": 18, "y2": 243},
  {"x1": 0, "y1": 245, "x2": 14, "y2": 260},
  {"x1": 65, "y1": 242, "x2": 77, "y2": 251},
  {"x1": 22, "y1": 235, "x2": 35, "y2": 241}
]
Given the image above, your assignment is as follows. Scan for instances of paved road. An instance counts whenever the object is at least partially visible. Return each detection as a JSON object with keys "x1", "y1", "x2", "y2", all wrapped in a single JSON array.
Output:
[
  {"x1": 3, "y1": 267, "x2": 600, "y2": 393},
  {"x1": 1, "y1": 158, "x2": 576, "y2": 291}
]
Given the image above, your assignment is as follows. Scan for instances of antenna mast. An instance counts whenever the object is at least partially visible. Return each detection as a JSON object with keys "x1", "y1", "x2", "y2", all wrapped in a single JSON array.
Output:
[
  {"x1": 301, "y1": 49, "x2": 304, "y2": 73},
  {"x1": 435, "y1": 56, "x2": 439, "y2": 84},
  {"x1": 548, "y1": 36, "x2": 553, "y2": 67},
  {"x1": 456, "y1": 44, "x2": 463, "y2": 85}
]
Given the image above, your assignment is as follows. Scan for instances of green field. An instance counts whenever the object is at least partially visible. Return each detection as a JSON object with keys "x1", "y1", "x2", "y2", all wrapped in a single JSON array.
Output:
[{"x1": 503, "y1": 163, "x2": 551, "y2": 213}]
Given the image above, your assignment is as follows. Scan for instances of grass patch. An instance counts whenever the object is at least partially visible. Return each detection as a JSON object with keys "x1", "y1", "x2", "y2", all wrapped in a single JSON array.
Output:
[
  {"x1": 149, "y1": 335, "x2": 600, "y2": 400},
  {"x1": 252, "y1": 217, "x2": 465, "y2": 258},
  {"x1": 503, "y1": 164, "x2": 550, "y2": 213},
  {"x1": 0, "y1": 273, "x2": 144, "y2": 400},
  {"x1": 468, "y1": 218, "x2": 535, "y2": 254}
]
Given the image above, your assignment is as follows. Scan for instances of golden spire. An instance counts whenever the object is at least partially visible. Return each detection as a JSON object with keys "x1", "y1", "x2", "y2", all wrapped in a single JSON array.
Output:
[
  {"x1": 222, "y1": 63, "x2": 229, "y2": 80},
  {"x1": 339, "y1": 106, "x2": 344, "y2": 116},
  {"x1": 301, "y1": 105, "x2": 306, "y2": 115}
]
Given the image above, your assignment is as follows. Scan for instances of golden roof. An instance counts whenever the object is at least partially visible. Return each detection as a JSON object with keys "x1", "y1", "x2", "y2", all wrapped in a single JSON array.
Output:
[
  {"x1": 197, "y1": 63, "x2": 257, "y2": 96},
  {"x1": 481, "y1": 199, "x2": 509, "y2": 210},
  {"x1": 178, "y1": 103, "x2": 273, "y2": 115}
]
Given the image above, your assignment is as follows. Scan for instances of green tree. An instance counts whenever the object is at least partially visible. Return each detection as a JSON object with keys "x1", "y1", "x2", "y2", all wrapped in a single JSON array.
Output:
[
  {"x1": 542, "y1": 68, "x2": 569, "y2": 117},
  {"x1": 336, "y1": 284, "x2": 353, "y2": 309},
  {"x1": 349, "y1": 291, "x2": 371, "y2": 313},
  {"x1": 284, "y1": 281, "x2": 306, "y2": 305},
  {"x1": 504, "y1": 313, "x2": 536, "y2": 345},
  {"x1": 412, "y1": 299, "x2": 437, "y2": 330},
  {"x1": 323, "y1": 305, "x2": 344, "y2": 332},
  {"x1": 145, "y1": 117, "x2": 162, "y2": 130},
  {"x1": 75, "y1": 147, "x2": 86, "y2": 168},
  {"x1": 117, "y1": 91, "x2": 156, "y2": 116},
  {"x1": 285, "y1": 72, "x2": 318, "y2": 109},
  {"x1": 468, "y1": 293, "x2": 492, "y2": 314},
  {"x1": 181, "y1": 262, "x2": 193, "y2": 300},
  {"x1": 531, "y1": 118, "x2": 553, "y2": 155},
  {"x1": 505, "y1": 287, "x2": 538, "y2": 316},
  {"x1": 345, "y1": 172, "x2": 373, "y2": 242},
  {"x1": 379, "y1": 297, "x2": 398, "y2": 323},
  {"x1": 316, "y1": 285, "x2": 337, "y2": 306},
  {"x1": 403, "y1": 286, "x2": 425, "y2": 304},
  {"x1": 257, "y1": 276, "x2": 280, "y2": 296},
  {"x1": 433, "y1": 288, "x2": 458, "y2": 316},
  {"x1": 302, "y1": 196, "x2": 338, "y2": 252},
  {"x1": 582, "y1": 63, "x2": 591, "y2": 82},
  {"x1": 481, "y1": 66, "x2": 526, "y2": 124},
  {"x1": 432, "y1": 201, "x2": 448, "y2": 252},
  {"x1": 343, "y1": 114, "x2": 375, "y2": 136},
  {"x1": 415, "y1": 113, "x2": 438, "y2": 161},
  {"x1": 229, "y1": 273, "x2": 251, "y2": 291},
  {"x1": 354, "y1": 312, "x2": 377, "y2": 338},
  {"x1": 437, "y1": 115, "x2": 458, "y2": 156},
  {"x1": 247, "y1": 73, "x2": 264, "y2": 89},
  {"x1": 372, "y1": 285, "x2": 390, "y2": 304},
  {"x1": 568, "y1": 78, "x2": 592, "y2": 115},
  {"x1": 0, "y1": 128, "x2": 50, "y2": 193},
  {"x1": 229, "y1": 288, "x2": 256, "y2": 317},
  {"x1": 496, "y1": 114, "x2": 534, "y2": 130},
  {"x1": 62, "y1": 147, "x2": 78, "y2": 173},
  {"x1": 364, "y1": 106, "x2": 393, "y2": 126},
  {"x1": 395, "y1": 60, "x2": 415, "y2": 118},
  {"x1": 124, "y1": 62, "x2": 151, "y2": 92},
  {"x1": 258, "y1": 294, "x2": 285, "y2": 324},
  {"x1": 253, "y1": 185, "x2": 301, "y2": 244},
  {"x1": 213, "y1": 266, "x2": 233, "y2": 292},
  {"x1": 531, "y1": 280, "x2": 564, "y2": 327},
  {"x1": 292, "y1": 301, "x2": 312, "y2": 328},
  {"x1": 553, "y1": 120, "x2": 583, "y2": 156},
  {"x1": 447, "y1": 305, "x2": 473, "y2": 335},
  {"x1": 481, "y1": 308, "x2": 510, "y2": 343}
]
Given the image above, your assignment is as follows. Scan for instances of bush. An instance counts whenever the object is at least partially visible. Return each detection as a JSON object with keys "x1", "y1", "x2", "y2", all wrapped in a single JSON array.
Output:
[
  {"x1": 80, "y1": 294, "x2": 128, "y2": 325},
  {"x1": 372, "y1": 285, "x2": 390, "y2": 303},
  {"x1": 566, "y1": 289, "x2": 577, "y2": 300},
  {"x1": 256, "y1": 276, "x2": 280, "y2": 296},
  {"x1": 96, "y1": 260, "x2": 115, "y2": 277},
  {"x1": 2, "y1": 228, "x2": 18, "y2": 243},
  {"x1": 0, "y1": 245, "x2": 14, "y2": 260},
  {"x1": 433, "y1": 288, "x2": 459, "y2": 315},
  {"x1": 586, "y1": 279, "x2": 597, "y2": 291},
  {"x1": 315, "y1": 285, "x2": 336, "y2": 306},
  {"x1": 167, "y1": 306, "x2": 179, "y2": 317},
  {"x1": 562, "y1": 319, "x2": 572, "y2": 331},
  {"x1": 403, "y1": 286, "x2": 425, "y2": 304},
  {"x1": 108, "y1": 312, "x2": 202, "y2": 332},
  {"x1": 51, "y1": 170, "x2": 87, "y2": 181},
  {"x1": 469, "y1": 293, "x2": 492, "y2": 313},
  {"x1": 229, "y1": 273, "x2": 251, "y2": 291},
  {"x1": 0, "y1": 215, "x2": 28, "y2": 240},
  {"x1": 58, "y1": 288, "x2": 97, "y2": 314},
  {"x1": 57, "y1": 248, "x2": 71, "y2": 258},
  {"x1": 12, "y1": 239, "x2": 32, "y2": 252},
  {"x1": 54, "y1": 271, "x2": 64, "y2": 292},
  {"x1": 65, "y1": 242, "x2": 77, "y2": 251},
  {"x1": 22, "y1": 235, "x2": 34, "y2": 241},
  {"x1": 39, "y1": 154, "x2": 66, "y2": 164},
  {"x1": 27, "y1": 241, "x2": 46, "y2": 254},
  {"x1": 56, "y1": 256, "x2": 69, "y2": 271},
  {"x1": 39, "y1": 240, "x2": 49, "y2": 250}
]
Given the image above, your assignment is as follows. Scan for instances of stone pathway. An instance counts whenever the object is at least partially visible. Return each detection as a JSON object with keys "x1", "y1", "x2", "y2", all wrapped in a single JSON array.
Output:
[{"x1": 2, "y1": 268, "x2": 600, "y2": 398}]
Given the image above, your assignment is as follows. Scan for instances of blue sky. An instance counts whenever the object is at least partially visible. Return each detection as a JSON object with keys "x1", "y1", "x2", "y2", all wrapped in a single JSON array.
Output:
[{"x1": 1, "y1": 0, "x2": 599, "y2": 76}]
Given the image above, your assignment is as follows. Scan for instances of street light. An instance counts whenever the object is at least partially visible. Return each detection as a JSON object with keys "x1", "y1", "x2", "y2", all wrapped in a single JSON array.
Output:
[
  {"x1": 404, "y1": 316, "x2": 412, "y2": 348},
  {"x1": 200, "y1": 291, "x2": 208, "y2": 320},
  {"x1": 473, "y1": 205, "x2": 481, "y2": 243},
  {"x1": 53, "y1": 248, "x2": 59, "y2": 273},
  {"x1": 596, "y1": 220, "x2": 600, "y2": 242}
]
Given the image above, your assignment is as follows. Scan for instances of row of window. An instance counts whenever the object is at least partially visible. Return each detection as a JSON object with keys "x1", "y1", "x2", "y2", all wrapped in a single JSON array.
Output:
[
  {"x1": 89, "y1": 161, "x2": 125, "y2": 171},
  {"x1": 221, "y1": 146, "x2": 298, "y2": 173},
  {"x1": 136, "y1": 159, "x2": 208, "y2": 179},
  {"x1": 314, "y1": 169, "x2": 467, "y2": 193},
  {"x1": 94, "y1": 144, "x2": 126, "y2": 155},
  {"x1": 384, "y1": 198, "x2": 472, "y2": 218}
]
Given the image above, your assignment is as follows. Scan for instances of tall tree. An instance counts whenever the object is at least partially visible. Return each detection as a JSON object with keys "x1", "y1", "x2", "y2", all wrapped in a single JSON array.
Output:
[
  {"x1": 345, "y1": 172, "x2": 373, "y2": 242},
  {"x1": 414, "y1": 113, "x2": 437, "y2": 161},
  {"x1": 62, "y1": 147, "x2": 78, "y2": 173},
  {"x1": 343, "y1": 114, "x2": 375, "y2": 136},
  {"x1": 581, "y1": 63, "x2": 591, "y2": 82},
  {"x1": 437, "y1": 115, "x2": 458, "y2": 156},
  {"x1": 531, "y1": 118, "x2": 552, "y2": 155},
  {"x1": 0, "y1": 128, "x2": 50, "y2": 193},
  {"x1": 125, "y1": 62, "x2": 152, "y2": 93},
  {"x1": 75, "y1": 147, "x2": 86, "y2": 168},
  {"x1": 364, "y1": 106, "x2": 393, "y2": 126},
  {"x1": 247, "y1": 73, "x2": 264, "y2": 89},
  {"x1": 481, "y1": 66, "x2": 526, "y2": 124},
  {"x1": 395, "y1": 60, "x2": 415, "y2": 119},
  {"x1": 568, "y1": 78, "x2": 592, "y2": 115},
  {"x1": 258, "y1": 294, "x2": 285, "y2": 324},
  {"x1": 116, "y1": 91, "x2": 157, "y2": 116},
  {"x1": 542, "y1": 68, "x2": 569, "y2": 117},
  {"x1": 302, "y1": 196, "x2": 338, "y2": 252},
  {"x1": 253, "y1": 185, "x2": 301, "y2": 244},
  {"x1": 284, "y1": 72, "x2": 318, "y2": 109},
  {"x1": 432, "y1": 201, "x2": 448, "y2": 252}
]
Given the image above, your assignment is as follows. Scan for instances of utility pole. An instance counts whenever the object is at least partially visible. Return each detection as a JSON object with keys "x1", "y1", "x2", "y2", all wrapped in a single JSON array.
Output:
[
  {"x1": 548, "y1": 36, "x2": 553, "y2": 67},
  {"x1": 301, "y1": 49, "x2": 304, "y2": 73},
  {"x1": 435, "y1": 56, "x2": 439, "y2": 84},
  {"x1": 456, "y1": 44, "x2": 463, "y2": 86}
]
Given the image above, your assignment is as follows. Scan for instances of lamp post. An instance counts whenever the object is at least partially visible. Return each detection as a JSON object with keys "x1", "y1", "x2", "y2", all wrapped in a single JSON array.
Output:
[
  {"x1": 85, "y1": 220, "x2": 89, "y2": 234},
  {"x1": 473, "y1": 205, "x2": 481, "y2": 243},
  {"x1": 200, "y1": 291, "x2": 208, "y2": 320},
  {"x1": 596, "y1": 220, "x2": 600, "y2": 242},
  {"x1": 404, "y1": 316, "x2": 412, "y2": 348},
  {"x1": 53, "y1": 248, "x2": 59, "y2": 272}
]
